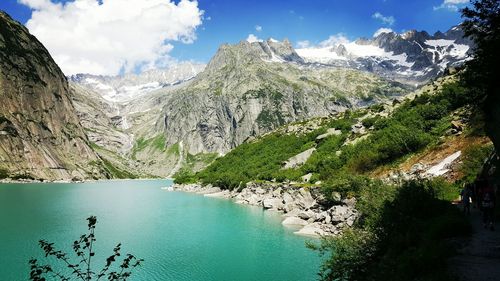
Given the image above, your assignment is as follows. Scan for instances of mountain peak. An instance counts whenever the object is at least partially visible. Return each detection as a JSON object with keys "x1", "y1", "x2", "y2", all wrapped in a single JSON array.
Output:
[{"x1": 205, "y1": 37, "x2": 304, "y2": 74}]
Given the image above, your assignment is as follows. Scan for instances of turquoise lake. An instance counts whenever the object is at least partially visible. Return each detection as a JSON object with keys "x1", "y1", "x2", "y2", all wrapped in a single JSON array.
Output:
[{"x1": 0, "y1": 180, "x2": 321, "y2": 281}]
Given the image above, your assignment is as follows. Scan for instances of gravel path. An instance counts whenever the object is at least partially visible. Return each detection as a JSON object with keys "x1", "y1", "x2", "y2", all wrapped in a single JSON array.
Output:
[{"x1": 449, "y1": 205, "x2": 500, "y2": 281}]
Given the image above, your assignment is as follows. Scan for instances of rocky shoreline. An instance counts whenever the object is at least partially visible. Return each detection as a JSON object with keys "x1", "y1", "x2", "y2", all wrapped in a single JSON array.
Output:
[{"x1": 172, "y1": 182, "x2": 358, "y2": 237}]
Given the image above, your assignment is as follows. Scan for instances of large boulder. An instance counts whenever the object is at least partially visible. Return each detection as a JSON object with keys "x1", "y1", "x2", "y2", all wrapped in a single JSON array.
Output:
[
  {"x1": 316, "y1": 128, "x2": 342, "y2": 141},
  {"x1": 262, "y1": 198, "x2": 284, "y2": 210},
  {"x1": 282, "y1": 216, "x2": 308, "y2": 226},
  {"x1": 329, "y1": 205, "x2": 350, "y2": 223},
  {"x1": 297, "y1": 210, "x2": 317, "y2": 220},
  {"x1": 282, "y1": 148, "x2": 316, "y2": 169},
  {"x1": 294, "y1": 223, "x2": 326, "y2": 237}
]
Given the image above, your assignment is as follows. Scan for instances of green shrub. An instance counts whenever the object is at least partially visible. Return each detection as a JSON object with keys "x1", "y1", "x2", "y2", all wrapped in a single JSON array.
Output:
[
  {"x1": 173, "y1": 168, "x2": 197, "y2": 184},
  {"x1": 307, "y1": 229, "x2": 377, "y2": 281},
  {"x1": 314, "y1": 179, "x2": 471, "y2": 281},
  {"x1": 361, "y1": 116, "x2": 380, "y2": 128},
  {"x1": 0, "y1": 168, "x2": 9, "y2": 179},
  {"x1": 459, "y1": 143, "x2": 494, "y2": 184},
  {"x1": 197, "y1": 132, "x2": 318, "y2": 189}
]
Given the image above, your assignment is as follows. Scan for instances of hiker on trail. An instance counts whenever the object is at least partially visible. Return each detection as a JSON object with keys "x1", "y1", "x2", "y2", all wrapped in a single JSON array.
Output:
[
  {"x1": 481, "y1": 180, "x2": 496, "y2": 231},
  {"x1": 461, "y1": 184, "x2": 473, "y2": 215}
]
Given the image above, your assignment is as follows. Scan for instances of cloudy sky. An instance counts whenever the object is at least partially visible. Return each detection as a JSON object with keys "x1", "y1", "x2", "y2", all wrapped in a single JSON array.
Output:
[{"x1": 1, "y1": 0, "x2": 469, "y2": 76}]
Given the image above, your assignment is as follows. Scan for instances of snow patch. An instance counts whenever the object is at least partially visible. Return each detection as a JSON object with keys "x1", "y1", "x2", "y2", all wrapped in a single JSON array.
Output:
[
  {"x1": 426, "y1": 151, "x2": 461, "y2": 176},
  {"x1": 297, "y1": 42, "x2": 414, "y2": 68},
  {"x1": 425, "y1": 39, "x2": 455, "y2": 47},
  {"x1": 296, "y1": 47, "x2": 347, "y2": 63}
]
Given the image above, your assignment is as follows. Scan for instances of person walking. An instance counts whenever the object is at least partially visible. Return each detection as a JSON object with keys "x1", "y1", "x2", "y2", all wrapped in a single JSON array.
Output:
[
  {"x1": 461, "y1": 184, "x2": 472, "y2": 215},
  {"x1": 481, "y1": 181, "x2": 496, "y2": 231}
]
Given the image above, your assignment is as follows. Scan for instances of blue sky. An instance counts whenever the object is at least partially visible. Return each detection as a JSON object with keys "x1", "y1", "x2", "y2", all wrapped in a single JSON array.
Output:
[{"x1": 0, "y1": 0, "x2": 468, "y2": 75}]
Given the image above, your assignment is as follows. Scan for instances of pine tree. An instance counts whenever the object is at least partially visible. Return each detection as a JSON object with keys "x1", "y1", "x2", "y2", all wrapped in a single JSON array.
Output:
[{"x1": 461, "y1": 0, "x2": 500, "y2": 151}]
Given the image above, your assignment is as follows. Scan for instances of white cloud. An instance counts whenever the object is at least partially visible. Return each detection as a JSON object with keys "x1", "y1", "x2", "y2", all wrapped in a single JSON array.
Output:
[
  {"x1": 433, "y1": 0, "x2": 469, "y2": 11},
  {"x1": 319, "y1": 33, "x2": 350, "y2": 47},
  {"x1": 246, "y1": 34, "x2": 262, "y2": 43},
  {"x1": 372, "y1": 12, "x2": 395, "y2": 26},
  {"x1": 373, "y1": 27, "x2": 394, "y2": 37},
  {"x1": 19, "y1": 0, "x2": 204, "y2": 75},
  {"x1": 296, "y1": 40, "x2": 311, "y2": 48},
  {"x1": 255, "y1": 25, "x2": 262, "y2": 32}
]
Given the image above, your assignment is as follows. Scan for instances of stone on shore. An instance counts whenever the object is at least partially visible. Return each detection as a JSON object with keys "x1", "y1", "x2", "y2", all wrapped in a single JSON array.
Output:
[
  {"x1": 204, "y1": 190, "x2": 231, "y2": 198},
  {"x1": 282, "y1": 216, "x2": 308, "y2": 226},
  {"x1": 174, "y1": 181, "x2": 359, "y2": 237},
  {"x1": 262, "y1": 198, "x2": 284, "y2": 210},
  {"x1": 294, "y1": 223, "x2": 326, "y2": 237}
]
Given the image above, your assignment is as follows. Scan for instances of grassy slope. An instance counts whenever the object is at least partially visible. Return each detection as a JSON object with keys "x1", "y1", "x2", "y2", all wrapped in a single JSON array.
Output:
[{"x1": 178, "y1": 77, "x2": 491, "y2": 192}]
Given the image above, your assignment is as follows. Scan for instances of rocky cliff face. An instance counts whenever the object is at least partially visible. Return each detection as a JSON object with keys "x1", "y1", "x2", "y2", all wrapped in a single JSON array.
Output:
[
  {"x1": 70, "y1": 27, "x2": 472, "y2": 174},
  {"x1": 0, "y1": 12, "x2": 108, "y2": 181},
  {"x1": 157, "y1": 40, "x2": 408, "y2": 155}
]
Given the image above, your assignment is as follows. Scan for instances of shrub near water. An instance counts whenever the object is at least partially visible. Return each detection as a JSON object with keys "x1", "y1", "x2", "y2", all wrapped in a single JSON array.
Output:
[
  {"x1": 196, "y1": 132, "x2": 319, "y2": 189},
  {"x1": 312, "y1": 179, "x2": 471, "y2": 281}
]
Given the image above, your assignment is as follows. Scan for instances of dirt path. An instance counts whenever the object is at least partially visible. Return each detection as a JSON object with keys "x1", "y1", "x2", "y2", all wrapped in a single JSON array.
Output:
[{"x1": 449, "y1": 205, "x2": 500, "y2": 281}]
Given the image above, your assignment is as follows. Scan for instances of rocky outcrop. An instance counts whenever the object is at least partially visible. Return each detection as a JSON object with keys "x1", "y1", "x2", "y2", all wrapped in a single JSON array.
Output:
[
  {"x1": 282, "y1": 148, "x2": 316, "y2": 169},
  {"x1": 172, "y1": 182, "x2": 358, "y2": 237},
  {"x1": 0, "y1": 12, "x2": 108, "y2": 181},
  {"x1": 69, "y1": 62, "x2": 205, "y2": 103},
  {"x1": 158, "y1": 40, "x2": 408, "y2": 155}
]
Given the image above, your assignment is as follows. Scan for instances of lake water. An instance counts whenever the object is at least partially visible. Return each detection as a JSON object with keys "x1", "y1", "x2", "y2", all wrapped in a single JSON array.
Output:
[{"x1": 0, "y1": 180, "x2": 320, "y2": 281}]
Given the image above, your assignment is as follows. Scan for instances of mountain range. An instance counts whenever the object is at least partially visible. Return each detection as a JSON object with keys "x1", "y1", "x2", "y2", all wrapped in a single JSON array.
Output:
[{"x1": 0, "y1": 10, "x2": 476, "y2": 180}]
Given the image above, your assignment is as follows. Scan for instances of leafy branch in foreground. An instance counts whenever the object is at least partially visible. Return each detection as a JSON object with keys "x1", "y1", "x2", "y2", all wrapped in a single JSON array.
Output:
[{"x1": 29, "y1": 216, "x2": 143, "y2": 281}]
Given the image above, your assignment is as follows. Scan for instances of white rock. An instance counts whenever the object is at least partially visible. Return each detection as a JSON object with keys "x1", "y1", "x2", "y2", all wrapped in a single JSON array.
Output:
[
  {"x1": 247, "y1": 194, "x2": 261, "y2": 205},
  {"x1": 329, "y1": 205, "x2": 349, "y2": 222},
  {"x1": 263, "y1": 198, "x2": 284, "y2": 210},
  {"x1": 282, "y1": 148, "x2": 316, "y2": 169},
  {"x1": 294, "y1": 223, "x2": 326, "y2": 237},
  {"x1": 298, "y1": 210, "x2": 316, "y2": 220},
  {"x1": 283, "y1": 208, "x2": 301, "y2": 217},
  {"x1": 282, "y1": 216, "x2": 308, "y2": 226},
  {"x1": 204, "y1": 190, "x2": 230, "y2": 198},
  {"x1": 272, "y1": 187, "x2": 282, "y2": 197},
  {"x1": 283, "y1": 192, "x2": 294, "y2": 204},
  {"x1": 301, "y1": 173, "x2": 313, "y2": 182},
  {"x1": 316, "y1": 128, "x2": 342, "y2": 140},
  {"x1": 197, "y1": 187, "x2": 221, "y2": 194}
]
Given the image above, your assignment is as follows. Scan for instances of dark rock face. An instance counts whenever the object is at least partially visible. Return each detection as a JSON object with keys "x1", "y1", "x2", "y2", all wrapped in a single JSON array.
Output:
[{"x1": 0, "y1": 12, "x2": 107, "y2": 180}]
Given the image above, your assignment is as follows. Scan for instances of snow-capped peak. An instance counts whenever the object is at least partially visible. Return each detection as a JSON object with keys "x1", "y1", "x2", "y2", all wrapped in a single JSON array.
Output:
[
  {"x1": 294, "y1": 25, "x2": 472, "y2": 84},
  {"x1": 70, "y1": 62, "x2": 205, "y2": 103}
]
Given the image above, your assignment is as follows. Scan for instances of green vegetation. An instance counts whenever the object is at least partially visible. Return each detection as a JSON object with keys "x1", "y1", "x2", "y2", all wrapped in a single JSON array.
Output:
[
  {"x1": 176, "y1": 77, "x2": 481, "y2": 280},
  {"x1": 101, "y1": 158, "x2": 137, "y2": 179},
  {"x1": 174, "y1": 152, "x2": 219, "y2": 184},
  {"x1": 131, "y1": 135, "x2": 167, "y2": 159},
  {"x1": 173, "y1": 168, "x2": 197, "y2": 184},
  {"x1": 310, "y1": 179, "x2": 471, "y2": 281},
  {"x1": 29, "y1": 216, "x2": 143, "y2": 281},
  {"x1": 186, "y1": 81, "x2": 470, "y2": 190},
  {"x1": 459, "y1": 143, "x2": 494, "y2": 184},
  {"x1": 88, "y1": 142, "x2": 141, "y2": 179},
  {"x1": 0, "y1": 168, "x2": 9, "y2": 179},
  {"x1": 461, "y1": 0, "x2": 500, "y2": 152},
  {"x1": 196, "y1": 133, "x2": 318, "y2": 189}
]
